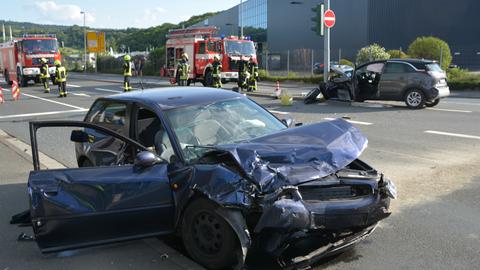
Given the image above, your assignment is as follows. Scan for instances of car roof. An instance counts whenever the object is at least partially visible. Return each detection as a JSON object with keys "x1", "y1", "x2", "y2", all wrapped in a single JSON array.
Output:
[
  {"x1": 389, "y1": 58, "x2": 437, "y2": 64},
  {"x1": 104, "y1": 87, "x2": 245, "y2": 110}
]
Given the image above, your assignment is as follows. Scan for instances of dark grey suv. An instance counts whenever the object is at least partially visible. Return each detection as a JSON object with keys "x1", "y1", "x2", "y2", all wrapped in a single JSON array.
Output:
[{"x1": 321, "y1": 59, "x2": 450, "y2": 109}]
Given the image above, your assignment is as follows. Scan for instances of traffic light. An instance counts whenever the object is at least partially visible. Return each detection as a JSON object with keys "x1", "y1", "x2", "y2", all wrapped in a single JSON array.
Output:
[{"x1": 311, "y1": 4, "x2": 324, "y2": 36}]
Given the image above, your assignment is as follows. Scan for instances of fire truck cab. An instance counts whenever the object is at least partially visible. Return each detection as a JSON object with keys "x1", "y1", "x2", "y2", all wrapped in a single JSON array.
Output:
[
  {"x1": 166, "y1": 27, "x2": 257, "y2": 86},
  {"x1": 0, "y1": 34, "x2": 61, "y2": 87}
]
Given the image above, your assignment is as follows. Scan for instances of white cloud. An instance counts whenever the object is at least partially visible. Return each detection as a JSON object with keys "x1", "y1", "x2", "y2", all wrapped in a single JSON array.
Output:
[
  {"x1": 133, "y1": 7, "x2": 167, "y2": 28},
  {"x1": 34, "y1": 1, "x2": 95, "y2": 25}
]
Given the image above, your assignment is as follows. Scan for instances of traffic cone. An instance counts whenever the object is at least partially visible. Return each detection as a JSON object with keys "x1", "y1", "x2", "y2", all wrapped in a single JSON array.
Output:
[
  {"x1": 0, "y1": 86, "x2": 4, "y2": 103},
  {"x1": 274, "y1": 80, "x2": 281, "y2": 98},
  {"x1": 12, "y1": 80, "x2": 20, "y2": 101}
]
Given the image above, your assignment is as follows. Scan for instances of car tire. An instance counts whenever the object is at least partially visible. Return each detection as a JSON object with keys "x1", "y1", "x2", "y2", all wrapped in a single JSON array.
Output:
[
  {"x1": 426, "y1": 99, "x2": 440, "y2": 107},
  {"x1": 404, "y1": 89, "x2": 426, "y2": 109},
  {"x1": 304, "y1": 88, "x2": 321, "y2": 104},
  {"x1": 182, "y1": 198, "x2": 241, "y2": 270}
]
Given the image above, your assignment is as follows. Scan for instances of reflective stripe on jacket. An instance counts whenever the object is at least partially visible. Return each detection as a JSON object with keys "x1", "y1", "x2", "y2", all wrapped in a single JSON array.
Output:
[
  {"x1": 55, "y1": 66, "x2": 67, "y2": 82},
  {"x1": 40, "y1": 64, "x2": 49, "y2": 78},
  {"x1": 123, "y1": 61, "x2": 132, "y2": 76}
]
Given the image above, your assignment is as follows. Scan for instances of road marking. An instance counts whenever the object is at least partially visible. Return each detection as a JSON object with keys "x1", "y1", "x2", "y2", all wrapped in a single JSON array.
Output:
[
  {"x1": 0, "y1": 109, "x2": 88, "y2": 120},
  {"x1": 424, "y1": 130, "x2": 480, "y2": 140},
  {"x1": 1, "y1": 88, "x2": 85, "y2": 110},
  {"x1": 118, "y1": 86, "x2": 139, "y2": 90},
  {"x1": 372, "y1": 148, "x2": 437, "y2": 162},
  {"x1": 67, "y1": 84, "x2": 81, "y2": 88},
  {"x1": 323, "y1": 117, "x2": 373, "y2": 126},
  {"x1": 269, "y1": 110, "x2": 290, "y2": 115},
  {"x1": 426, "y1": 108, "x2": 472, "y2": 113},
  {"x1": 95, "y1": 88, "x2": 122, "y2": 93},
  {"x1": 443, "y1": 101, "x2": 480, "y2": 106},
  {"x1": 0, "y1": 129, "x2": 66, "y2": 169},
  {"x1": 71, "y1": 93, "x2": 91, "y2": 97}
]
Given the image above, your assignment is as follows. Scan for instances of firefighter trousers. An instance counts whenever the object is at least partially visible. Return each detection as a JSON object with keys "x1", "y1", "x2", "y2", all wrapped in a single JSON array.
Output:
[
  {"x1": 124, "y1": 76, "x2": 132, "y2": 91},
  {"x1": 58, "y1": 81, "x2": 67, "y2": 97},
  {"x1": 41, "y1": 77, "x2": 50, "y2": 92}
]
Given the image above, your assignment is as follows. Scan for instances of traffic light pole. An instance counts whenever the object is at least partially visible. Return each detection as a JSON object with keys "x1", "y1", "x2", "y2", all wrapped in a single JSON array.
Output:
[{"x1": 323, "y1": 0, "x2": 330, "y2": 83}]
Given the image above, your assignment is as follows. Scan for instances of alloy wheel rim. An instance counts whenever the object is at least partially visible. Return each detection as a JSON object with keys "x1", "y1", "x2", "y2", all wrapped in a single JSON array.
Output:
[
  {"x1": 407, "y1": 91, "x2": 421, "y2": 106},
  {"x1": 192, "y1": 211, "x2": 223, "y2": 255}
]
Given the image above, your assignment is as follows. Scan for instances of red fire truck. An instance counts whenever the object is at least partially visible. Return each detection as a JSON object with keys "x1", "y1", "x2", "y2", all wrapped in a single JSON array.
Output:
[
  {"x1": 166, "y1": 26, "x2": 257, "y2": 86},
  {"x1": 0, "y1": 34, "x2": 61, "y2": 87}
]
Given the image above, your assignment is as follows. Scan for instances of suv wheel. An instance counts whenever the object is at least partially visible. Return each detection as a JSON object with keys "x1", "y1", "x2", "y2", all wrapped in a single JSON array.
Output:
[
  {"x1": 182, "y1": 198, "x2": 241, "y2": 269},
  {"x1": 204, "y1": 70, "x2": 214, "y2": 87},
  {"x1": 426, "y1": 99, "x2": 440, "y2": 107},
  {"x1": 404, "y1": 89, "x2": 426, "y2": 109}
]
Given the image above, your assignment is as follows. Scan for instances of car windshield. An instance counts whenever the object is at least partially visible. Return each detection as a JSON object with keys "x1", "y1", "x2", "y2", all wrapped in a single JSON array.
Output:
[
  {"x1": 22, "y1": 39, "x2": 58, "y2": 54},
  {"x1": 224, "y1": 40, "x2": 256, "y2": 56},
  {"x1": 165, "y1": 98, "x2": 287, "y2": 162},
  {"x1": 426, "y1": 63, "x2": 443, "y2": 72}
]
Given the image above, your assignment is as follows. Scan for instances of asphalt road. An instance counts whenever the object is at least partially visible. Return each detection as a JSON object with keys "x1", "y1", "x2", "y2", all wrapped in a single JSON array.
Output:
[{"x1": 0, "y1": 75, "x2": 479, "y2": 270}]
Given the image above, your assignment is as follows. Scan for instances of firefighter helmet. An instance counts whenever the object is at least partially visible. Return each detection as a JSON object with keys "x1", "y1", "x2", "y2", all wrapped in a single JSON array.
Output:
[
  {"x1": 124, "y1": 55, "x2": 131, "y2": 61},
  {"x1": 54, "y1": 60, "x2": 61, "y2": 66},
  {"x1": 182, "y1": 53, "x2": 188, "y2": 60},
  {"x1": 40, "y1": 58, "x2": 47, "y2": 64},
  {"x1": 213, "y1": 55, "x2": 219, "y2": 61}
]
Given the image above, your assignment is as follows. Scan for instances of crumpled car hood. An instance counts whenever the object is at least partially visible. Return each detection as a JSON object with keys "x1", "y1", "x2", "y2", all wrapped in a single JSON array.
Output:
[{"x1": 215, "y1": 118, "x2": 367, "y2": 192}]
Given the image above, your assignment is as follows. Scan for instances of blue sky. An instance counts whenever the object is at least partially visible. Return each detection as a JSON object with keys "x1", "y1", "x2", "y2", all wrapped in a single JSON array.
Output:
[{"x1": 1, "y1": 0, "x2": 241, "y2": 29}]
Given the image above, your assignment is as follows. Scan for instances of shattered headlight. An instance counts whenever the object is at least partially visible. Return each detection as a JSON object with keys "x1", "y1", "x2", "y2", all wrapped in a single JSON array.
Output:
[{"x1": 384, "y1": 179, "x2": 397, "y2": 199}]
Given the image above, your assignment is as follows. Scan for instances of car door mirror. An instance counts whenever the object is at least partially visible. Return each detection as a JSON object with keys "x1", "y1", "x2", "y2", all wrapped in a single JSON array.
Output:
[
  {"x1": 281, "y1": 118, "x2": 294, "y2": 128},
  {"x1": 70, "y1": 130, "x2": 89, "y2": 143},
  {"x1": 134, "y1": 151, "x2": 161, "y2": 168}
]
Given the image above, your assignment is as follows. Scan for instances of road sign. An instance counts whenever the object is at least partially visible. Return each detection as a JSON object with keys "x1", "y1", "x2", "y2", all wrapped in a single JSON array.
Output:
[
  {"x1": 87, "y1": 31, "x2": 106, "y2": 53},
  {"x1": 324, "y1": 9, "x2": 336, "y2": 28}
]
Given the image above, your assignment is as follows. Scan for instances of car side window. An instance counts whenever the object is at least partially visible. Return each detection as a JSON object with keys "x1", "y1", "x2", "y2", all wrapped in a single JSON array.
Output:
[
  {"x1": 384, "y1": 63, "x2": 412, "y2": 73},
  {"x1": 136, "y1": 108, "x2": 176, "y2": 163},
  {"x1": 86, "y1": 101, "x2": 127, "y2": 135}
]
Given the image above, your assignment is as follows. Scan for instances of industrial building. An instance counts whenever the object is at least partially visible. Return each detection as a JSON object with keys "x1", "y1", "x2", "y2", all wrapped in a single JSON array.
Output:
[{"x1": 194, "y1": 0, "x2": 480, "y2": 70}]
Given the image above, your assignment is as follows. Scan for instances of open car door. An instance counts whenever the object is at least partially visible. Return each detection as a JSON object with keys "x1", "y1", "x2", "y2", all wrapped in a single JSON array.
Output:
[{"x1": 27, "y1": 121, "x2": 174, "y2": 253}]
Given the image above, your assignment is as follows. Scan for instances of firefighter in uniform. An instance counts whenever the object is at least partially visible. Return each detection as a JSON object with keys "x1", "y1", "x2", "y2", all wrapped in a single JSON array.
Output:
[
  {"x1": 237, "y1": 60, "x2": 249, "y2": 91},
  {"x1": 39, "y1": 58, "x2": 51, "y2": 93},
  {"x1": 247, "y1": 58, "x2": 258, "y2": 92},
  {"x1": 212, "y1": 56, "x2": 222, "y2": 88},
  {"x1": 123, "y1": 55, "x2": 133, "y2": 91},
  {"x1": 54, "y1": 60, "x2": 67, "y2": 97},
  {"x1": 176, "y1": 53, "x2": 190, "y2": 86}
]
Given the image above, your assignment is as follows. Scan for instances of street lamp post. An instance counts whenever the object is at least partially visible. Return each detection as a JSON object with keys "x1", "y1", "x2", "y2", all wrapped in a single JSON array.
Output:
[{"x1": 80, "y1": 11, "x2": 87, "y2": 73}]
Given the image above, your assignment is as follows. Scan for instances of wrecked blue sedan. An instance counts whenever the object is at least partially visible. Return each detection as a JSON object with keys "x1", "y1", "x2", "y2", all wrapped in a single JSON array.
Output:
[{"x1": 13, "y1": 88, "x2": 396, "y2": 270}]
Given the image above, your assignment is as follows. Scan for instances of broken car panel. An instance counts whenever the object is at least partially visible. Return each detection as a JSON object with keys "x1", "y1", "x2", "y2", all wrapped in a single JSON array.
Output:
[{"x1": 13, "y1": 88, "x2": 395, "y2": 270}]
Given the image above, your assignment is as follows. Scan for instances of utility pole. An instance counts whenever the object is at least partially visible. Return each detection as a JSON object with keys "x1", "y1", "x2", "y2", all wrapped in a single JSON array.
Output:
[
  {"x1": 323, "y1": 0, "x2": 330, "y2": 83},
  {"x1": 239, "y1": 0, "x2": 243, "y2": 37},
  {"x1": 9, "y1": 25, "x2": 13, "y2": 40},
  {"x1": 81, "y1": 11, "x2": 87, "y2": 73},
  {"x1": 2, "y1": 24, "x2": 5, "y2": 42}
]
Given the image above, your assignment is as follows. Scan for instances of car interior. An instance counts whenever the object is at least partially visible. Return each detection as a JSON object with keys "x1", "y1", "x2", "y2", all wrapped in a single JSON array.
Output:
[
  {"x1": 355, "y1": 62, "x2": 384, "y2": 100},
  {"x1": 136, "y1": 108, "x2": 175, "y2": 162}
]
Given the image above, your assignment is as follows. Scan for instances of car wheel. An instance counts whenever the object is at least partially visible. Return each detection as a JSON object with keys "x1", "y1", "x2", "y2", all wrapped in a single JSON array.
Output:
[
  {"x1": 426, "y1": 99, "x2": 440, "y2": 107},
  {"x1": 182, "y1": 198, "x2": 241, "y2": 270},
  {"x1": 404, "y1": 89, "x2": 426, "y2": 109}
]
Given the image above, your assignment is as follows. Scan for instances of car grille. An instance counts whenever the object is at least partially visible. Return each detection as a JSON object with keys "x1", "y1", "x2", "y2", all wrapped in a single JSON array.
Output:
[
  {"x1": 299, "y1": 185, "x2": 372, "y2": 201},
  {"x1": 32, "y1": 57, "x2": 54, "y2": 65}
]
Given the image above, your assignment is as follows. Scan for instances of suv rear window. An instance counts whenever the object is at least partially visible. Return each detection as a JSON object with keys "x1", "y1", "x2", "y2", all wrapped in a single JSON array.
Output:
[{"x1": 384, "y1": 62, "x2": 414, "y2": 73}]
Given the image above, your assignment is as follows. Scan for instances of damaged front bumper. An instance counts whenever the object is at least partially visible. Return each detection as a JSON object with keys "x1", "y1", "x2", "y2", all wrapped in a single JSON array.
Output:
[{"x1": 252, "y1": 178, "x2": 395, "y2": 269}]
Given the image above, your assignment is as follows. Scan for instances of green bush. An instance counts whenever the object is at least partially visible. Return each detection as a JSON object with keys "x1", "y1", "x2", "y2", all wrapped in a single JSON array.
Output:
[
  {"x1": 408, "y1": 36, "x2": 452, "y2": 70},
  {"x1": 97, "y1": 55, "x2": 123, "y2": 74},
  {"x1": 339, "y1": 58, "x2": 354, "y2": 67},
  {"x1": 387, "y1": 49, "x2": 408, "y2": 59},
  {"x1": 356, "y1": 44, "x2": 390, "y2": 65}
]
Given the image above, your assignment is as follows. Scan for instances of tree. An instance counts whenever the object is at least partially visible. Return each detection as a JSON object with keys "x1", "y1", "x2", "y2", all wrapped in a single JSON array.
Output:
[
  {"x1": 407, "y1": 36, "x2": 452, "y2": 70},
  {"x1": 356, "y1": 44, "x2": 390, "y2": 65},
  {"x1": 387, "y1": 49, "x2": 408, "y2": 59}
]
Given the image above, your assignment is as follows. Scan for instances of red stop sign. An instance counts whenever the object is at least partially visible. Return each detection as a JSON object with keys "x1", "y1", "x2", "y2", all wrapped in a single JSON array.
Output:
[{"x1": 324, "y1": 9, "x2": 336, "y2": 28}]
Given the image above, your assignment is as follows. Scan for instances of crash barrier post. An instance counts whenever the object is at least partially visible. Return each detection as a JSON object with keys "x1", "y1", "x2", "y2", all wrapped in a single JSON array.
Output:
[
  {"x1": 280, "y1": 89, "x2": 293, "y2": 106},
  {"x1": 0, "y1": 86, "x2": 4, "y2": 103},
  {"x1": 274, "y1": 80, "x2": 281, "y2": 99},
  {"x1": 12, "y1": 80, "x2": 20, "y2": 101}
]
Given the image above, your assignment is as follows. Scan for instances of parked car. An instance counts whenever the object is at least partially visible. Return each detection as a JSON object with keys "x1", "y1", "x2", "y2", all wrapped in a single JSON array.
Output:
[
  {"x1": 12, "y1": 88, "x2": 396, "y2": 270},
  {"x1": 320, "y1": 59, "x2": 450, "y2": 108}
]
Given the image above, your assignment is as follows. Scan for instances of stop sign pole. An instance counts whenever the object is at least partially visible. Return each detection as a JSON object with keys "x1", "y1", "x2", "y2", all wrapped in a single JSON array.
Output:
[{"x1": 323, "y1": 0, "x2": 331, "y2": 83}]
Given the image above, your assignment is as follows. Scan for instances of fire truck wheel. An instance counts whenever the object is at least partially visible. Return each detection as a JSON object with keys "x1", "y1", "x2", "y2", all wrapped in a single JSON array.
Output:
[
  {"x1": 187, "y1": 79, "x2": 192, "y2": 86},
  {"x1": 16, "y1": 68, "x2": 28, "y2": 87},
  {"x1": 205, "y1": 70, "x2": 214, "y2": 87},
  {"x1": 5, "y1": 71, "x2": 12, "y2": 85}
]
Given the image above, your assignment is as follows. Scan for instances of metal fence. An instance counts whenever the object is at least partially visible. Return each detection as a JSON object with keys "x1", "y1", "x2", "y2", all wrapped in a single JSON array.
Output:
[{"x1": 257, "y1": 48, "x2": 349, "y2": 77}]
